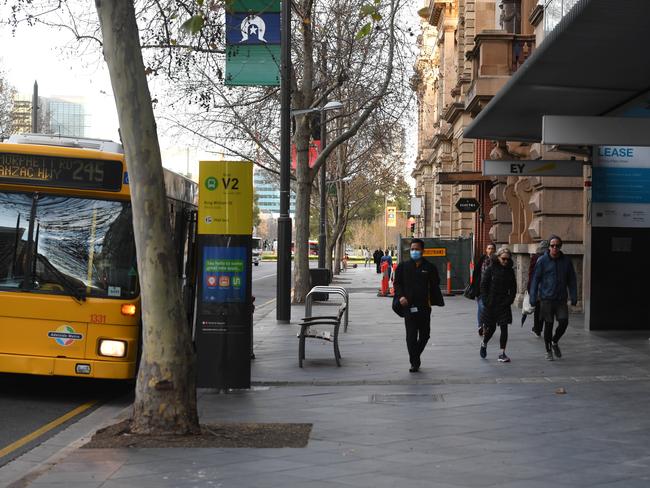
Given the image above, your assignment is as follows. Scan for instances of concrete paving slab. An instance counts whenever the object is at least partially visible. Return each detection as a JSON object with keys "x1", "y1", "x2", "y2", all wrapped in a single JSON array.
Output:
[{"x1": 5, "y1": 266, "x2": 650, "y2": 487}]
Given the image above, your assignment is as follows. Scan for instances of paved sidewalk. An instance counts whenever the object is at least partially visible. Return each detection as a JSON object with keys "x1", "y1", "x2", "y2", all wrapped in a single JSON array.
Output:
[{"x1": 4, "y1": 265, "x2": 650, "y2": 487}]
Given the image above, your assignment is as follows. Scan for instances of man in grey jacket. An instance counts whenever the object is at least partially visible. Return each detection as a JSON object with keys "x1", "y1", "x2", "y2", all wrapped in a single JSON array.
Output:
[{"x1": 529, "y1": 235, "x2": 577, "y2": 361}]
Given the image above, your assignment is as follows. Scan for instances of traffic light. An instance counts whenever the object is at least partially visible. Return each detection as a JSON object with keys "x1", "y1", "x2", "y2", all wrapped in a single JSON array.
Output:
[{"x1": 408, "y1": 216, "x2": 416, "y2": 236}]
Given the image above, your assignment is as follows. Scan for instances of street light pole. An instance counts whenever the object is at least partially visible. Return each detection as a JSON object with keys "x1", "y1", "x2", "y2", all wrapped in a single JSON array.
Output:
[
  {"x1": 317, "y1": 104, "x2": 327, "y2": 269},
  {"x1": 276, "y1": 0, "x2": 292, "y2": 323},
  {"x1": 383, "y1": 194, "x2": 387, "y2": 251}
]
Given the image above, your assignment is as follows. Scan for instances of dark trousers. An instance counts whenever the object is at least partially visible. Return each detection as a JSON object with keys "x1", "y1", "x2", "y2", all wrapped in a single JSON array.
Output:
[
  {"x1": 404, "y1": 309, "x2": 431, "y2": 368},
  {"x1": 376, "y1": 262, "x2": 381, "y2": 273},
  {"x1": 540, "y1": 300, "x2": 569, "y2": 345},
  {"x1": 532, "y1": 302, "x2": 542, "y2": 334},
  {"x1": 483, "y1": 323, "x2": 509, "y2": 349}
]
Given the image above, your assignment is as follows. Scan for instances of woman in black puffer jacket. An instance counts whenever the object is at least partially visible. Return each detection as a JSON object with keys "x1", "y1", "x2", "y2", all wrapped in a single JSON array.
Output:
[{"x1": 479, "y1": 247, "x2": 517, "y2": 362}]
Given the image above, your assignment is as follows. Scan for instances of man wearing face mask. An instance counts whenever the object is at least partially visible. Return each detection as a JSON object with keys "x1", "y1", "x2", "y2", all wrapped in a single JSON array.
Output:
[
  {"x1": 529, "y1": 234, "x2": 577, "y2": 360},
  {"x1": 393, "y1": 238, "x2": 444, "y2": 372}
]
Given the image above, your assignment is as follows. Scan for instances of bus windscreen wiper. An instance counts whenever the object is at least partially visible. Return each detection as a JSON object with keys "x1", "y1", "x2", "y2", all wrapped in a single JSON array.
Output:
[
  {"x1": 20, "y1": 193, "x2": 39, "y2": 290},
  {"x1": 39, "y1": 257, "x2": 87, "y2": 303}
]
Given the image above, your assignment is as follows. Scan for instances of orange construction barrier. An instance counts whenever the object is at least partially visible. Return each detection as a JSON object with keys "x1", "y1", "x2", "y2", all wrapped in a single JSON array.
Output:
[
  {"x1": 388, "y1": 263, "x2": 397, "y2": 297},
  {"x1": 379, "y1": 261, "x2": 390, "y2": 296}
]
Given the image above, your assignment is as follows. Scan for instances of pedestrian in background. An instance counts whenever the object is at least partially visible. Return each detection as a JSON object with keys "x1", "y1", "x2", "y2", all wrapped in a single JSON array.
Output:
[
  {"x1": 529, "y1": 235, "x2": 577, "y2": 361},
  {"x1": 373, "y1": 249, "x2": 383, "y2": 273},
  {"x1": 479, "y1": 246, "x2": 517, "y2": 363},
  {"x1": 471, "y1": 242, "x2": 496, "y2": 336},
  {"x1": 393, "y1": 238, "x2": 444, "y2": 372},
  {"x1": 364, "y1": 248, "x2": 371, "y2": 268},
  {"x1": 527, "y1": 239, "x2": 549, "y2": 337},
  {"x1": 381, "y1": 250, "x2": 392, "y2": 270}
]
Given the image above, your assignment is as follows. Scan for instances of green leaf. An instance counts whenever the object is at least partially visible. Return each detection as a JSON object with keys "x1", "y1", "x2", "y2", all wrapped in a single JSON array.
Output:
[
  {"x1": 355, "y1": 22, "x2": 372, "y2": 40},
  {"x1": 359, "y1": 4, "x2": 375, "y2": 16},
  {"x1": 197, "y1": 0, "x2": 204, "y2": 5},
  {"x1": 371, "y1": 12, "x2": 382, "y2": 21},
  {"x1": 181, "y1": 14, "x2": 205, "y2": 34}
]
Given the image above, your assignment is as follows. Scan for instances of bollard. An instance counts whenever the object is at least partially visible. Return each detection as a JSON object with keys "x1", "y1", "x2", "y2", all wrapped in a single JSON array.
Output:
[{"x1": 446, "y1": 261, "x2": 452, "y2": 296}]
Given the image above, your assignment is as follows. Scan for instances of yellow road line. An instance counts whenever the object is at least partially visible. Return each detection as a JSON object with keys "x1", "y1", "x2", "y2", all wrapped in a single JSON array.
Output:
[
  {"x1": 0, "y1": 400, "x2": 97, "y2": 459},
  {"x1": 259, "y1": 298, "x2": 277, "y2": 308}
]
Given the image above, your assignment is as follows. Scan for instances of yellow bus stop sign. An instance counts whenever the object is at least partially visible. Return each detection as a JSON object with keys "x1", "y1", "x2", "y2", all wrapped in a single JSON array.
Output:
[{"x1": 198, "y1": 161, "x2": 253, "y2": 235}]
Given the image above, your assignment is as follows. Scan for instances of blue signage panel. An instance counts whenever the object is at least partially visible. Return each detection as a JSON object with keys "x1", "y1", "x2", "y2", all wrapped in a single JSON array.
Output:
[
  {"x1": 225, "y1": 13, "x2": 281, "y2": 45},
  {"x1": 593, "y1": 167, "x2": 650, "y2": 204},
  {"x1": 593, "y1": 146, "x2": 650, "y2": 228},
  {"x1": 202, "y1": 246, "x2": 247, "y2": 303}
]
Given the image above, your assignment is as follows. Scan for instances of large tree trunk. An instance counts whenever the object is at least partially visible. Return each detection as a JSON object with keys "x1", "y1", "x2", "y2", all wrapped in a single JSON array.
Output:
[
  {"x1": 292, "y1": 120, "x2": 313, "y2": 302},
  {"x1": 291, "y1": 1, "x2": 315, "y2": 304},
  {"x1": 95, "y1": 0, "x2": 199, "y2": 435}
]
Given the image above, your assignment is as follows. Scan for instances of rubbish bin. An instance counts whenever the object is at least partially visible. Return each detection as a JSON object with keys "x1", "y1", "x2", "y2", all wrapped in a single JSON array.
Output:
[{"x1": 309, "y1": 268, "x2": 330, "y2": 301}]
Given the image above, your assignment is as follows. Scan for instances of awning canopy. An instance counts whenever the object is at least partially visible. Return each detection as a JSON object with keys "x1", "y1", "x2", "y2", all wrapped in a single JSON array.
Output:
[
  {"x1": 438, "y1": 172, "x2": 492, "y2": 185},
  {"x1": 464, "y1": 0, "x2": 650, "y2": 143}
]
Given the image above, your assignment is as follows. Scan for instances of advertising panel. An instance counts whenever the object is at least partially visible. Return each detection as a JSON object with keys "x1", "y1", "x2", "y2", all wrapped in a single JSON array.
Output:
[
  {"x1": 386, "y1": 206, "x2": 397, "y2": 227},
  {"x1": 593, "y1": 146, "x2": 650, "y2": 228},
  {"x1": 202, "y1": 246, "x2": 247, "y2": 303}
]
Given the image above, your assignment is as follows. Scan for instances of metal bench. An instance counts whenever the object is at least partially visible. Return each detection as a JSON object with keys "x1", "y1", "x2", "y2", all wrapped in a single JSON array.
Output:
[
  {"x1": 305, "y1": 286, "x2": 349, "y2": 332},
  {"x1": 298, "y1": 303, "x2": 346, "y2": 367}
]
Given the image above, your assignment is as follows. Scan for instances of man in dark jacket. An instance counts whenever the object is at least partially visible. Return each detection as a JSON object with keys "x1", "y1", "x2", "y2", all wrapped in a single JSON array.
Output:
[
  {"x1": 393, "y1": 238, "x2": 444, "y2": 372},
  {"x1": 527, "y1": 239, "x2": 549, "y2": 337},
  {"x1": 373, "y1": 249, "x2": 383, "y2": 273},
  {"x1": 529, "y1": 234, "x2": 578, "y2": 361}
]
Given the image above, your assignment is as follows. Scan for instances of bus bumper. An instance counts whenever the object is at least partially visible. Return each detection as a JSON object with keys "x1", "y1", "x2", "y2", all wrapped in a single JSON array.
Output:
[{"x1": 0, "y1": 354, "x2": 136, "y2": 379}]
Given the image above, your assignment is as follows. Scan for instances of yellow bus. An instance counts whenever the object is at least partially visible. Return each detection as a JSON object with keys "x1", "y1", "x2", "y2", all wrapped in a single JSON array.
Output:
[{"x1": 0, "y1": 134, "x2": 197, "y2": 379}]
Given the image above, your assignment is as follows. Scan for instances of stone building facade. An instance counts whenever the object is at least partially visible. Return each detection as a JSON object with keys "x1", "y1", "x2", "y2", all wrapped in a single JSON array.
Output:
[{"x1": 412, "y1": 0, "x2": 584, "y2": 307}]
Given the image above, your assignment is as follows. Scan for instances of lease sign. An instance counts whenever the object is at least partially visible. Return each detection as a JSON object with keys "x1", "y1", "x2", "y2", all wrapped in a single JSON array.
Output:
[{"x1": 198, "y1": 161, "x2": 253, "y2": 235}]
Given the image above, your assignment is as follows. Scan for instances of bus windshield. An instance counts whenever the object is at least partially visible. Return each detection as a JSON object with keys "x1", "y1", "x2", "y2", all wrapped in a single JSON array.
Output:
[{"x1": 0, "y1": 191, "x2": 138, "y2": 299}]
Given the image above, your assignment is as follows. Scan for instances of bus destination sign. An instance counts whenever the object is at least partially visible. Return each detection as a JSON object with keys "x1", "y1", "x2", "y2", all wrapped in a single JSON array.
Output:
[{"x1": 0, "y1": 153, "x2": 123, "y2": 191}]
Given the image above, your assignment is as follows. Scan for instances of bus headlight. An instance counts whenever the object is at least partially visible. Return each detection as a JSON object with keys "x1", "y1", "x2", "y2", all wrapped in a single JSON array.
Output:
[{"x1": 99, "y1": 339, "x2": 127, "y2": 358}]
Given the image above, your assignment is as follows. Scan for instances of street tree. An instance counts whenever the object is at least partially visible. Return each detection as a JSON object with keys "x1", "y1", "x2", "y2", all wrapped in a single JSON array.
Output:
[
  {"x1": 0, "y1": 66, "x2": 15, "y2": 137},
  {"x1": 94, "y1": 0, "x2": 199, "y2": 435},
  {"x1": 319, "y1": 116, "x2": 408, "y2": 274}
]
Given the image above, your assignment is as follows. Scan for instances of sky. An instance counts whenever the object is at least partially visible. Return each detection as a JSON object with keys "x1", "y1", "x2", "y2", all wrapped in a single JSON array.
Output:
[{"x1": 0, "y1": 4, "x2": 420, "y2": 185}]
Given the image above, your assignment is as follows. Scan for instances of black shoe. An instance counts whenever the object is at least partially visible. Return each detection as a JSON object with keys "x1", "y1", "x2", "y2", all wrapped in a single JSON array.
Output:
[
  {"x1": 531, "y1": 328, "x2": 541, "y2": 337},
  {"x1": 480, "y1": 342, "x2": 487, "y2": 359},
  {"x1": 552, "y1": 342, "x2": 562, "y2": 358},
  {"x1": 409, "y1": 366, "x2": 419, "y2": 373}
]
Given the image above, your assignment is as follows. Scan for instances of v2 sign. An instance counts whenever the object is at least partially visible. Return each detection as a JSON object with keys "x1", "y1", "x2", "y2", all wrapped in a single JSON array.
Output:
[{"x1": 198, "y1": 161, "x2": 253, "y2": 235}]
